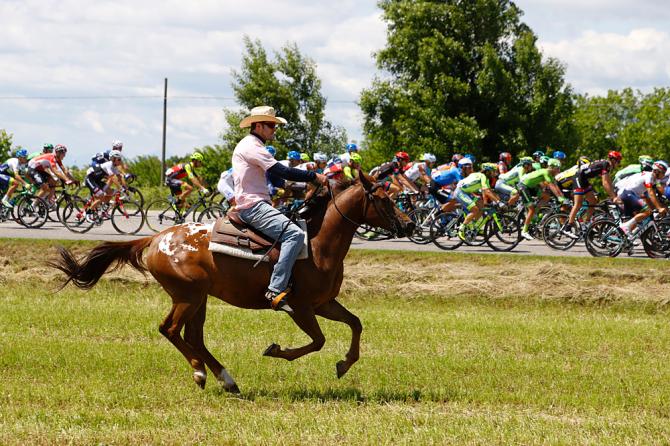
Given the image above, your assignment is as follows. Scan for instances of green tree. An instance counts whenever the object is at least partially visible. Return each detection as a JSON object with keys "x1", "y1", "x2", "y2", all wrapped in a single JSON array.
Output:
[
  {"x1": 220, "y1": 37, "x2": 347, "y2": 160},
  {"x1": 360, "y1": 0, "x2": 574, "y2": 164},
  {"x1": 0, "y1": 129, "x2": 14, "y2": 160}
]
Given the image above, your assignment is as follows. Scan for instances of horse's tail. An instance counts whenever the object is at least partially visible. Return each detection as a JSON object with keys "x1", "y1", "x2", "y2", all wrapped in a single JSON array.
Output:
[{"x1": 49, "y1": 236, "x2": 155, "y2": 291}]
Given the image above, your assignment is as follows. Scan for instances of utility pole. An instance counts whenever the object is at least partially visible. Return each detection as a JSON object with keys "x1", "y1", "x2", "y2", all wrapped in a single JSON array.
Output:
[{"x1": 160, "y1": 77, "x2": 168, "y2": 185}]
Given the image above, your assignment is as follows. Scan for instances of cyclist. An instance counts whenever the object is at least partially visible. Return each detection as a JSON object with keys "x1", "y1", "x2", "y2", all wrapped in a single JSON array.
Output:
[
  {"x1": 533, "y1": 155, "x2": 550, "y2": 171},
  {"x1": 556, "y1": 156, "x2": 591, "y2": 194},
  {"x1": 371, "y1": 151, "x2": 419, "y2": 198},
  {"x1": 494, "y1": 156, "x2": 534, "y2": 206},
  {"x1": 563, "y1": 151, "x2": 623, "y2": 238},
  {"x1": 552, "y1": 150, "x2": 567, "y2": 161},
  {"x1": 455, "y1": 162, "x2": 504, "y2": 240},
  {"x1": 313, "y1": 152, "x2": 328, "y2": 173},
  {"x1": 83, "y1": 149, "x2": 126, "y2": 220},
  {"x1": 92, "y1": 140, "x2": 125, "y2": 168},
  {"x1": 614, "y1": 155, "x2": 654, "y2": 184},
  {"x1": 280, "y1": 151, "x2": 303, "y2": 168},
  {"x1": 498, "y1": 152, "x2": 512, "y2": 175},
  {"x1": 300, "y1": 153, "x2": 310, "y2": 163},
  {"x1": 339, "y1": 143, "x2": 358, "y2": 166},
  {"x1": 616, "y1": 160, "x2": 668, "y2": 236},
  {"x1": 0, "y1": 148, "x2": 30, "y2": 207},
  {"x1": 344, "y1": 152, "x2": 362, "y2": 181},
  {"x1": 165, "y1": 153, "x2": 209, "y2": 211},
  {"x1": 437, "y1": 153, "x2": 463, "y2": 171},
  {"x1": 405, "y1": 153, "x2": 436, "y2": 188},
  {"x1": 430, "y1": 157, "x2": 474, "y2": 213},
  {"x1": 518, "y1": 158, "x2": 567, "y2": 240},
  {"x1": 532, "y1": 150, "x2": 544, "y2": 163},
  {"x1": 217, "y1": 167, "x2": 236, "y2": 207},
  {"x1": 27, "y1": 144, "x2": 75, "y2": 201},
  {"x1": 28, "y1": 143, "x2": 54, "y2": 161},
  {"x1": 280, "y1": 151, "x2": 308, "y2": 198}
]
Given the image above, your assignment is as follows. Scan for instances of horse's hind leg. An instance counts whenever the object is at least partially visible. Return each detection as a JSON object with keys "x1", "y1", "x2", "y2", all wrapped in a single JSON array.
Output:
[
  {"x1": 315, "y1": 299, "x2": 362, "y2": 378},
  {"x1": 263, "y1": 305, "x2": 326, "y2": 361},
  {"x1": 158, "y1": 296, "x2": 209, "y2": 388},
  {"x1": 184, "y1": 297, "x2": 240, "y2": 393}
]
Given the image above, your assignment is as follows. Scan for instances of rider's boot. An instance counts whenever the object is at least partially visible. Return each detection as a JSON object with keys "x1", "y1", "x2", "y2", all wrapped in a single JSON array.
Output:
[{"x1": 265, "y1": 288, "x2": 294, "y2": 315}]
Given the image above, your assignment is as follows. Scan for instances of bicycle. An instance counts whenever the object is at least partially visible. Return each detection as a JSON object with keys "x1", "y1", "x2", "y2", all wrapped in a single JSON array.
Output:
[
  {"x1": 62, "y1": 189, "x2": 144, "y2": 234},
  {"x1": 144, "y1": 191, "x2": 225, "y2": 233},
  {"x1": 584, "y1": 211, "x2": 670, "y2": 258},
  {"x1": 541, "y1": 199, "x2": 619, "y2": 251},
  {"x1": 11, "y1": 186, "x2": 50, "y2": 229}
]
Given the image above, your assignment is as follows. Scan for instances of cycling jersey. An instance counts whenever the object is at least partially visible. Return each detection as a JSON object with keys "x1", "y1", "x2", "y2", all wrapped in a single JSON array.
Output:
[
  {"x1": 343, "y1": 165, "x2": 359, "y2": 180},
  {"x1": 497, "y1": 165, "x2": 524, "y2": 186},
  {"x1": 555, "y1": 165, "x2": 580, "y2": 188},
  {"x1": 373, "y1": 160, "x2": 402, "y2": 180},
  {"x1": 457, "y1": 172, "x2": 490, "y2": 194},
  {"x1": 578, "y1": 160, "x2": 612, "y2": 180},
  {"x1": 0, "y1": 158, "x2": 25, "y2": 176},
  {"x1": 432, "y1": 167, "x2": 462, "y2": 187},
  {"x1": 166, "y1": 162, "x2": 198, "y2": 181},
  {"x1": 28, "y1": 153, "x2": 63, "y2": 172},
  {"x1": 497, "y1": 161, "x2": 509, "y2": 175},
  {"x1": 616, "y1": 171, "x2": 659, "y2": 196},
  {"x1": 614, "y1": 164, "x2": 642, "y2": 184},
  {"x1": 85, "y1": 161, "x2": 120, "y2": 195},
  {"x1": 217, "y1": 168, "x2": 235, "y2": 201},
  {"x1": 520, "y1": 168, "x2": 555, "y2": 189},
  {"x1": 405, "y1": 162, "x2": 430, "y2": 182}
]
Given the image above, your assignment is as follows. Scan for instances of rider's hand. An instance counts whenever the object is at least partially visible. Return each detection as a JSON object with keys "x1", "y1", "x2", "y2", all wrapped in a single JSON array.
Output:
[
  {"x1": 313, "y1": 173, "x2": 328, "y2": 186},
  {"x1": 660, "y1": 207, "x2": 668, "y2": 216},
  {"x1": 613, "y1": 196, "x2": 623, "y2": 204},
  {"x1": 201, "y1": 188, "x2": 210, "y2": 195}
]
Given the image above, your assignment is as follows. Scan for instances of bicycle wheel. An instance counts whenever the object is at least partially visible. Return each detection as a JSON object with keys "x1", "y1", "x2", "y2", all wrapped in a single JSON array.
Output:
[
  {"x1": 15, "y1": 195, "x2": 49, "y2": 228},
  {"x1": 197, "y1": 205, "x2": 226, "y2": 224},
  {"x1": 145, "y1": 199, "x2": 183, "y2": 233},
  {"x1": 430, "y1": 212, "x2": 464, "y2": 250},
  {"x1": 126, "y1": 186, "x2": 145, "y2": 209},
  {"x1": 111, "y1": 200, "x2": 144, "y2": 234},
  {"x1": 641, "y1": 220, "x2": 670, "y2": 258},
  {"x1": 406, "y1": 208, "x2": 433, "y2": 244},
  {"x1": 61, "y1": 197, "x2": 94, "y2": 233},
  {"x1": 584, "y1": 220, "x2": 624, "y2": 257},
  {"x1": 541, "y1": 213, "x2": 579, "y2": 250},
  {"x1": 485, "y1": 212, "x2": 522, "y2": 252}
]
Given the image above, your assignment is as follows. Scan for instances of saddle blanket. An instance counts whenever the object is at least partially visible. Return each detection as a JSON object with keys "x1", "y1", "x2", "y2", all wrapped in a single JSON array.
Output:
[{"x1": 208, "y1": 219, "x2": 309, "y2": 263}]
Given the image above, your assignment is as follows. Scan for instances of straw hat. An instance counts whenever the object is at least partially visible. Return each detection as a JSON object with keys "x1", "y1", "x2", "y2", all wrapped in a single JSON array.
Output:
[{"x1": 239, "y1": 106, "x2": 288, "y2": 129}]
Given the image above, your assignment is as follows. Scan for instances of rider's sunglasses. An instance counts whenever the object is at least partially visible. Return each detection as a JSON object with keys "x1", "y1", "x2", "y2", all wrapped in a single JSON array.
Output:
[{"x1": 262, "y1": 122, "x2": 277, "y2": 130}]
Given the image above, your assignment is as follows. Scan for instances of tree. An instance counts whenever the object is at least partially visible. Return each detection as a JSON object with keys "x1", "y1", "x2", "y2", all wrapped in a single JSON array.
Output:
[
  {"x1": 0, "y1": 129, "x2": 14, "y2": 161},
  {"x1": 360, "y1": 0, "x2": 574, "y2": 163},
  {"x1": 220, "y1": 37, "x2": 347, "y2": 160}
]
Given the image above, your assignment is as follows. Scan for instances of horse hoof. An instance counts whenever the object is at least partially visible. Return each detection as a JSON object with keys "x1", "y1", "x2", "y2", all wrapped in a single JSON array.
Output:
[
  {"x1": 336, "y1": 360, "x2": 349, "y2": 379},
  {"x1": 263, "y1": 343, "x2": 280, "y2": 357},
  {"x1": 225, "y1": 383, "x2": 241, "y2": 394},
  {"x1": 193, "y1": 370, "x2": 207, "y2": 389}
]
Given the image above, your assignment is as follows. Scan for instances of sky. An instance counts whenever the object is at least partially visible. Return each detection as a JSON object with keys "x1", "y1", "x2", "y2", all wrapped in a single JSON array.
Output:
[{"x1": 1, "y1": 0, "x2": 669, "y2": 166}]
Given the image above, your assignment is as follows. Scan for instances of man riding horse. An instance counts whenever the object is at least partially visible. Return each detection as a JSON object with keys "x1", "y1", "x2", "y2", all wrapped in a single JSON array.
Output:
[{"x1": 233, "y1": 106, "x2": 328, "y2": 314}]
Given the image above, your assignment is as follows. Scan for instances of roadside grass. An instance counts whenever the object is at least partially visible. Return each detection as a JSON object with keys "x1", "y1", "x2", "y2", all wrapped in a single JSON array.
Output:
[{"x1": 1, "y1": 239, "x2": 670, "y2": 444}]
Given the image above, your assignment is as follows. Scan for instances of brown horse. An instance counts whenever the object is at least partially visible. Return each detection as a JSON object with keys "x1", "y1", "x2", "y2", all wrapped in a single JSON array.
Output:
[{"x1": 50, "y1": 173, "x2": 414, "y2": 392}]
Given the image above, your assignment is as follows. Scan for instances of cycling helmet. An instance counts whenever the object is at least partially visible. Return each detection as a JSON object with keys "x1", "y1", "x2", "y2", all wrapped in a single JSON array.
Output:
[
  {"x1": 552, "y1": 150, "x2": 566, "y2": 160},
  {"x1": 458, "y1": 158, "x2": 473, "y2": 167},
  {"x1": 313, "y1": 152, "x2": 327, "y2": 162},
  {"x1": 608, "y1": 150, "x2": 623, "y2": 162},
  {"x1": 547, "y1": 158, "x2": 561, "y2": 168},
  {"x1": 481, "y1": 162, "x2": 498, "y2": 172},
  {"x1": 519, "y1": 157, "x2": 533, "y2": 166},
  {"x1": 300, "y1": 152, "x2": 310, "y2": 162},
  {"x1": 452, "y1": 153, "x2": 463, "y2": 163},
  {"x1": 539, "y1": 155, "x2": 550, "y2": 165},
  {"x1": 54, "y1": 144, "x2": 67, "y2": 153},
  {"x1": 638, "y1": 155, "x2": 653, "y2": 164},
  {"x1": 395, "y1": 151, "x2": 410, "y2": 162},
  {"x1": 350, "y1": 153, "x2": 362, "y2": 164},
  {"x1": 422, "y1": 153, "x2": 437, "y2": 163},
  {"x1": 266, "y1": 145, "x2": 277, "y2": 157},
  {"x1": 112, "y1": 140, "x2": 123, "y2": 150},
  {"x1": 287, "y1": 150, "x2": 301, "y2": 161},
  {"x1": 464, "y1": 153, "x2": 476, "y2": 163},
  {"x1": 345, "y1": 143, "x2": 358, "y2": 153},
  {"x1": 653, "y1": 160, "x2": 668, "y2": 174},
  {"x1": 109, "y1": 149, "x2": 123, "y2": 160},
  {"x1": 578, "y1": 156, "x2": 591, "y2": 164},
  {"x1": 15, "y1": 148, "x2": 28, "y2": 158},
  {"x1": 43, "y1": 143, "x2": 54, "y2": 153},
  {"x1": 641, "y1": 158, "x2": 654, "y2": 170},
  {"x1": 499, "y1": 152, "x2": 512, "y2": 164},
  {"x1": 190, "y1": 152, "x2": 204, "y2": 162}
]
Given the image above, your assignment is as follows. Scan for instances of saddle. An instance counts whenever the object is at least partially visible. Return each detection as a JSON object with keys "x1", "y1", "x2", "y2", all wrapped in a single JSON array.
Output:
[{"x1": 209, "y1": 210, "x2": 308, "y2": 263}]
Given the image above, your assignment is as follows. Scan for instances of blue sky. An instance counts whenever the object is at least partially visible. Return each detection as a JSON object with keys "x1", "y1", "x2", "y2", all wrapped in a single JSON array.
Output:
[{"x1": 1, "y1": 0, "x2": 668, "y2": 165}]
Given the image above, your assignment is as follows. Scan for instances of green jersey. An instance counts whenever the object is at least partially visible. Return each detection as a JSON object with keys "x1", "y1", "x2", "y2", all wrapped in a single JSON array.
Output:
[
  {"x1": 458, "y1": 172, "x2": 490, "y2": 194},
  {"x1": 498, "y1": 165, "x2": 523, "y2": 186},
  {"x1": 521, "y1": 168, "x2": 554, "y2": 189}
]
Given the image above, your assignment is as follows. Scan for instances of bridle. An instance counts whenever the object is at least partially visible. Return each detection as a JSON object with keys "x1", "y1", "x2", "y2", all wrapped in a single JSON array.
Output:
[{"x1": 327, "y1": 180, "x2": 404, "y2": 237}]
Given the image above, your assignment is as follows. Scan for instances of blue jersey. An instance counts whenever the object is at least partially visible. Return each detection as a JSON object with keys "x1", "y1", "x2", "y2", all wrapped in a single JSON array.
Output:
[{"x1": 432, "y1": 167, "x2": 462, "y2": 187}]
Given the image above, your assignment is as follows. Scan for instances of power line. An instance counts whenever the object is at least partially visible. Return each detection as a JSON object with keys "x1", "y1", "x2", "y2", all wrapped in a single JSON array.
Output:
[{"x1": 0, "y1": 95, "x2": 358, "y2": 103}]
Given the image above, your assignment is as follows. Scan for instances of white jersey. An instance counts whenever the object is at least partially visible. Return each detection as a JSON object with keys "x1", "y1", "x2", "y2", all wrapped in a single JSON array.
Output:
[
  {"x1": 217, "y1": 168, "x2": 235, "y2": 201},
  {"x1": 616, "y1": 171, "x2": 659, "y2": 196},
  {"x1": 3, "y1": 158, "x2": 24, "y2": 175},
  {"x1": 86, "y1": 160, "x2": 120, "y2": 178},
  {"x1": 405, "y1": 162, "x2": 426, "y2": 182},
  {"x1": 339, "y1": 152, "x2": 351, "y2": 166}
]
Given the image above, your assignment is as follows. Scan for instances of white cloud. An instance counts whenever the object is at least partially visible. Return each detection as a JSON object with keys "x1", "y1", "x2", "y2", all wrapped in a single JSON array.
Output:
[{"x1": 76, "y1": 111, "x2": 105, "y2": 133}]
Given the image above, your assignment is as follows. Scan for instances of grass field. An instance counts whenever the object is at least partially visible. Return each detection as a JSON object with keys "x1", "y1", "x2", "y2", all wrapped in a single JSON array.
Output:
[{"x1": 2, "y1": 239, "x2": 670, "y2": 444}]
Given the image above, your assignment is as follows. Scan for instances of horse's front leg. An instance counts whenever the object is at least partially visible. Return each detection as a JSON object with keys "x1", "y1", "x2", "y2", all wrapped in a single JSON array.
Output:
[
  {"x1": 263, "y1": 304, "x2": 325, "y2": 361},
  {"x1": 315, "y1": 299, "x2": 362, "y2": 378}
]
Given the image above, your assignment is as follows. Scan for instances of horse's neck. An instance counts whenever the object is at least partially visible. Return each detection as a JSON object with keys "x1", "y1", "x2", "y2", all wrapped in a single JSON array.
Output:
[{"x1": 310, "y1": 185, "x2": 364, "y2": 270}]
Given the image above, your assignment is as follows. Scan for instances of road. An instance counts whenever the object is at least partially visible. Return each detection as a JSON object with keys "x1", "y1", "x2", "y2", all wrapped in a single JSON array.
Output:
[{"x1": 0, "y1": 217, "x2": 623, "y2": 258}]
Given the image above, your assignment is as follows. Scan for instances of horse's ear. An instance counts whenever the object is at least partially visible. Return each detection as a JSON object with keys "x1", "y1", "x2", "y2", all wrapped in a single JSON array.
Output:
[{"x1": 359, "y1": 172, "x2": 374, "y2": 191}]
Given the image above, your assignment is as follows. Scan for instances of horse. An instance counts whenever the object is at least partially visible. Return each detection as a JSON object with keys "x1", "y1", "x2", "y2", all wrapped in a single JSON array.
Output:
[{"x1": 49, "y1": 173, "x2": 414, "y2": 392}]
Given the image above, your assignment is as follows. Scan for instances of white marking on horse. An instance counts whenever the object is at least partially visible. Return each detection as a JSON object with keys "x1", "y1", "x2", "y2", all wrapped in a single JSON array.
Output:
[
  {"x1": 158, "y1": 232, "x2": 176, "y2": 256},
  {"x1": 217, "y1": 369, "x2": 236, "y2": 387}
]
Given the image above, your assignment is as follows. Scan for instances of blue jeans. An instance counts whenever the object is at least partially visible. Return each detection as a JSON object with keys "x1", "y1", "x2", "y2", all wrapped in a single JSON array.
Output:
[{"x1": 239, "y1": 200, "x2": 305, "y2": 293}]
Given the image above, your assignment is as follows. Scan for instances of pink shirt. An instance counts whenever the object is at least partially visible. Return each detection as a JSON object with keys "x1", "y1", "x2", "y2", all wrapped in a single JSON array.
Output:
[{"x1": 232, "y1": 134, "x2": 277, "y2": 210}]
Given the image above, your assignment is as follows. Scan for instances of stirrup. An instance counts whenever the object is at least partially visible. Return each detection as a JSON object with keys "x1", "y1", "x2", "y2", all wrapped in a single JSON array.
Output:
[{"x1": 266, "y1": 288, "x2": 294, "y2": 314}]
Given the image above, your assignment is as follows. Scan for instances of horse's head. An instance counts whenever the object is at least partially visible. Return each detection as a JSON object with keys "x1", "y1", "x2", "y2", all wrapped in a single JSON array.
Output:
[{"x1": 359, "y1": 173, "x2": 415, "y2": 237}]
